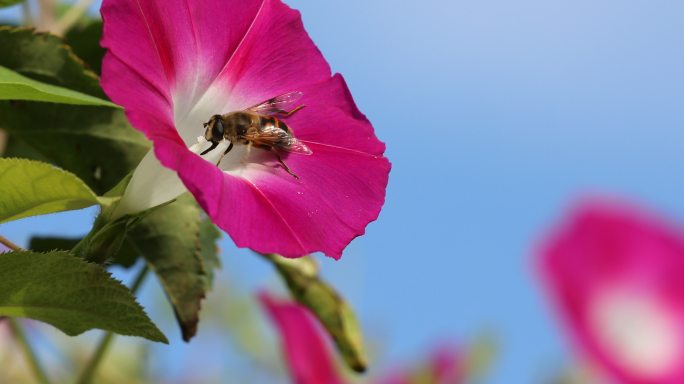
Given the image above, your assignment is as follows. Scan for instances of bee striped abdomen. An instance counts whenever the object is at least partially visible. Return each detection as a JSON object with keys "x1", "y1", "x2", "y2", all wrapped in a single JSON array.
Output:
[
  {"x1": 260, "y1": 115, "x2": 276, "y2": 128},
  {"x1": 260, "y1": 115, "x2": 291, "y2": 133}
]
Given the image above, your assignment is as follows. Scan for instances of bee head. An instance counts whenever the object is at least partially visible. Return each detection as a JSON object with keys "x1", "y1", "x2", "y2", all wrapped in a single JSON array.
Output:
[{"x1": 204, "y1": 115, "x2": 224, "y2": 142}]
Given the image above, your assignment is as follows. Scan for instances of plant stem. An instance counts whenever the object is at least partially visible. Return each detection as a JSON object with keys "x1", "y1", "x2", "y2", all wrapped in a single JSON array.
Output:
[
  {"x1": 128, "y1": 265, "x2": 150, "y2": 295},
  {"x1": 37, "y1": 0, "x2": 57, "y2": 32},
  {"x1": 0, "y1": 129, "x2": 7, "y2": 157},
  {"x1": 0, "y1": 234, "x2": 21, "y2": 251},
  {"x1": 76, "y1": 265, "x2": 150, "y2": 384},
  {"x1": 75, "y1": 332, "x2": 114, "y2": 384},
  {"x1": 54, "y1": 0, "x2": 95, "y2": 36},
  {"x1": 7, "y1": 318, "x2": 51, "y2": 384}
]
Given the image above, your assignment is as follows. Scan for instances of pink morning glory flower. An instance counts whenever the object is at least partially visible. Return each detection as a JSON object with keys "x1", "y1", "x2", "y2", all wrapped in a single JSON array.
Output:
[
  {"x1": 539, "y1": 200, "x2": 684, "y2": 384},
  {"x1": 260, "y1": 293, "x2": 343, "y2": 384},
  {"x1": 100, "y1": 0, "x2": 390, "y2": 258},
  {"x1": 261, "y1": 293, "x2": 464, "y2": 384}
]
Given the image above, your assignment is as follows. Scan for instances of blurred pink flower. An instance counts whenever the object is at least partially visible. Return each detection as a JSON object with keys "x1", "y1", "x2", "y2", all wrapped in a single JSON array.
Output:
[
  {"x1": 100, "y1": 0, "x2": 390, "y2": 258},
  {"x1": 261, "y1": 293, "x2": 464, "y2": 384},
  {"x1": 539, "y1": 200, "x2": 684, "y2": 384},
  {"x1": 431, "y1": 346, "x2": 464, "y2": 383},
  {"x1": 260, "y1": 293, "x2": 343, "y2": 384},
  {"x1": 379, "y1": 346, "x2": 463, "y2": 384}
]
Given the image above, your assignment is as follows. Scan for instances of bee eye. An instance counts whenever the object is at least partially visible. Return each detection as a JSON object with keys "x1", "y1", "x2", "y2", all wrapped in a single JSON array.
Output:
[{"x1": 211, "y1": 119, "x2": 224, "y2": 140}]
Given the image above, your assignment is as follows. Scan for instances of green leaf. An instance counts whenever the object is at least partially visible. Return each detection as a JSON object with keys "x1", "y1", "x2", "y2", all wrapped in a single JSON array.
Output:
[
  {"x1": 0, "y1": 66, "x2": 118, "y2": 107},
  {"x1": 0, "y1": 0, "x2": 23, "y2": 8},
  {"x1": 1, "y1": 104, "x2": 149, "y2": 195},
  {"x1": 0, "y1": 251, "x2": 167, "y2": 343},
  {"x1": 0, "y1": 26, "x2": 102, "y2": 96},
  {"x1": 67, "y1": 173, "x2": 173, "y2": 266},
  {"x1": 78, "y1": 215, "x2": 137, "y2": 263},
  {"x1": 72, "y1": 200, "x2": 169, "y2": 265},
  {"x1": 198, "y1": 216, "x2": 222, "y2": 288},
  {"x1": 127, "y1": 195, "x2": 221, "y2": 342},
  {"x1": 264, "y1": 254, "x2": 368, "y2": 372},
  {"x1": 64, "y1": 20, "x2": 105, "y2": 74},
  {"x1": 0, "y1": 26, "x2": 149, "y2": 195},
  {"x1": 29, "y1": 235, "x2": 141, "y2": 268},
  {"x1": 2, "y1": 135, "x2": 51, "y2": 162},
  {"x1": 29, "y1": 236, "x2": 80, "y2": 252},
  {"x1": 70, "y1": 192, "x2": 220, "y2": 337},
  {"x1": 0, "y1": 158, "x2": 99, "y2": 223},
  {"x1": 112, "y1": 239, "x2": 142, "y2": 268}
]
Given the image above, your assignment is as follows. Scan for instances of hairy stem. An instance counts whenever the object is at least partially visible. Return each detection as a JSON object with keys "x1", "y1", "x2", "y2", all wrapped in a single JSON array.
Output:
[{"x1": 76, "y1": 265, "x2": 150, "y2": 384}]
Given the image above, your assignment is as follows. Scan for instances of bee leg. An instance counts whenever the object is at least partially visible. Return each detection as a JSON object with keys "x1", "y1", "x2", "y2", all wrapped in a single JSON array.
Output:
[
  {"x1": 272, "y1": 151, "x2": 299, "y2": 179},
  {"x1": 215, "y1": 142, "x2": 234, "y2": 167},
  {"x1": 281, "y1": 105, "x2": 305, "y2": 117},
  {"x1": 200, "y1": 141, "x2": 219, "y2": 156}
]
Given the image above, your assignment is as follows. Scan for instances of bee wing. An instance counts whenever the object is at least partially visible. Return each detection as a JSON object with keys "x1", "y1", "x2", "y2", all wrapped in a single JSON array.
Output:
[
  {"x1": 242, "y1": 127, "x2": 285, "y2": 149},
  {"x1": 246, "y1": 91, "x2": 304, "y2": 115},
  {"x1": 282, "y1": 137, "x2": 313, "y2": 155},
  {"x1": 244, "y1": 129, "x2": 313, "y2": 156}
]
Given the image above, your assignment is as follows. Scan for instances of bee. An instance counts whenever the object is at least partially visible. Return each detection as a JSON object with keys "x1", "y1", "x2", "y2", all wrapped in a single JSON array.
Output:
[{"x1": 201, "y1": 91, "x2": 312, "y2": 179}]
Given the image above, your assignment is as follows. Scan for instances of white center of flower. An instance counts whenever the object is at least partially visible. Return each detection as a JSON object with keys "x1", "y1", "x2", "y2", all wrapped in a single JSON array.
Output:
[
  {"x1": 588, "y1": 286, "x2": 682, "y2": 378},
  {"x1": 175, "y1": 82, "x2": 273, "y2": 179},
  {"x1": 114, "y1": 78, "x2": 264, "y2": 219},
  {"x1": 189, "y1": 136, "x2": 231, "y2": 164},
  {"x1": 189, "y1": 135, "x2": 270, "y2": 179}
]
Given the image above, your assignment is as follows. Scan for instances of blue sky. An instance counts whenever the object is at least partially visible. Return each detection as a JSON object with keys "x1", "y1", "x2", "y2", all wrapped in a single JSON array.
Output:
[
  {"x1": 291, "y1": 1, "x2": 684, "y2": 381},
  {"x1": 3, "y1": 0, "x2": 684, "y2": 382}
]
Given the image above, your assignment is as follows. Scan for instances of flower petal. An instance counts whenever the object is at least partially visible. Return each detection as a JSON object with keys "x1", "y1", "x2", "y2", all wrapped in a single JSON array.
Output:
[
  {"x1": 173, "y1": 0, "x2": 334, "y2": 145},
  {"x1": 290, "y1": 75, "x2": 386, "y2": 155},
  {"x1": 112, "y1": 149, "x2": 187, "y2": 219},
  {"x1": 431, "y1": 346, "x2": 464, "y2": 383},
  {"x1": 101, "y1": 0, "x2": 390, "y2": 258},
  {"x1": 101, "y1": 0, "x2": 264, "y2": 146},
  {"x1": 171, "y1": 78, "x2": 390, "y2": 258},
  {"x1": 206, "y1": 0, "x2": 332, "y2": 112},
  {"x1": 259, "y1": 293, "x2": 343, "y2": 384},
  {"x1": 101, "y1": 0, "x2": 262, "y2": 103},
  {"x1": 539, "y1": 200, "x2": 684, "y2": 383}
]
